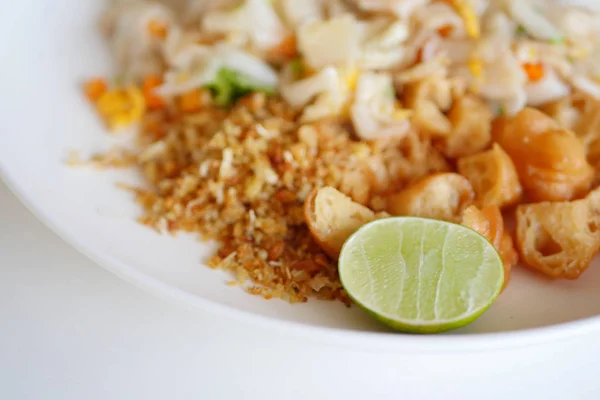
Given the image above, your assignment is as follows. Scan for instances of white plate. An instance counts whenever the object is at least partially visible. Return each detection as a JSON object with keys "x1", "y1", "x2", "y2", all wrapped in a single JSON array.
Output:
[{"x1": 2, "y1": 0, "x2": 600, "y2": 352}]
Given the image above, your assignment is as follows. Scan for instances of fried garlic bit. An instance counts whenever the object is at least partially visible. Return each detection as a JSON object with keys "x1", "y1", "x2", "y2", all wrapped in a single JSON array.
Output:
[
  {"x1": 304, "y1": 187, "x2": 377, "y2": 259},
  {"x1": 457, "y1": 143, "x2": 522, "y2": 209},
  {"x1": 493, "y1": 108, "x2": 593, "y2": 202},
  {"x1": 516, "y1": 188, "x2": 600, "y2": 279},
  {"x1": 385, "y1": 172, "x2": 474, "y2": 222},
  {"x1": 461, "y1": 205, "x2": 518, "y2": 290}
]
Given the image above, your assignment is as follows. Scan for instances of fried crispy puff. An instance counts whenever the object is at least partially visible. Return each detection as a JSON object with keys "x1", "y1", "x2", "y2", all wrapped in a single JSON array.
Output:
[
  {"x1": 304, "y1": 186, "x2": 377, "y2": 259},
  {"x1": 461, "y1": 205, "x2": 518, "y2": 290},
  {"x1": 494, "y1": 108, "x2": 593, "y2": 202},
  {"x1": 403, "y1": 76, "x2": 453, "y2": 138},
  {"x1": 543, "y1": 92, "x2": 600, "y2": 172},
  {"x1": 442, "y1": 94, "x2": 493, "y2": 158},
  {"x1": 457, "y1": 143, "x2": 522, "y2": 209},
  {"x1": 385, "y1": 172, "x2": 474, "y2": 222},
  {"x1": 515, "y1": 188, "x2": 600, "y2": 279},
  {"x1": 405, "y1": 84, "x2": 492, "y2": 159}
]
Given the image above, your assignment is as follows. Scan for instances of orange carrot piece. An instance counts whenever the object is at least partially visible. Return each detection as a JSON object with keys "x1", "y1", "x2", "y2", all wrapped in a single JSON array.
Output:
[
  {"x1": 437, "y1": 25, "x2": 454, "y2": 37},
  {"x1": 142, "y1": 75, "x2": 165, "y2": 110},
  {"x1": 84, "y1": 78, "x2": 107, "y2": 102},
  {"x1": 147, "y1": 19, "x2": 168, "y2": 39},
  {"x1": 178, "y1": 90, "x2": 203, "y2": 113},
  {"x1": 522, "y1": 62, "x2": 545, "y2": 82},
  {"x1": 269, "y1": 34, "x2": 298, "y2": 60}
]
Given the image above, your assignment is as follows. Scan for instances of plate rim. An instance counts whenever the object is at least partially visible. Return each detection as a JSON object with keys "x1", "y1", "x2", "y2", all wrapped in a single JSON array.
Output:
[{"x1": 2, "y1": 162, "x2": 600, "y2": 353}]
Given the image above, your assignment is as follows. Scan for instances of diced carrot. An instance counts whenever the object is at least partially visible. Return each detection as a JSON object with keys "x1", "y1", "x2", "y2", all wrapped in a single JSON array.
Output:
[
  {"x1": 178, "y1": 90, "x2": 203, "y2": 113},
  {"x1": 437, "y1": 25, "x2": 454, "y2": 37},
  {"x1": 84, "y1": 78, "x2": 107, "y2": 102},
  {"x1": 522, "y1": 62, "x2": 544, "y2": 82},
  {"x1": 147, "y1": 19, "x2": 168, "y2": 39},
  {"x1": 142, "y1": 75, "x2": 165, "y2": 110},
  {"x1": 269, "y1": 34, "x2": 298, "y2": 60}
]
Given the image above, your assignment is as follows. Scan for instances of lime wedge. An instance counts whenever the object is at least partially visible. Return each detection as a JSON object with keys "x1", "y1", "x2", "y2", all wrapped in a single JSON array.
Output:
[{"x1": 338, "y1": 217, "x2": 504, "y2": 334}]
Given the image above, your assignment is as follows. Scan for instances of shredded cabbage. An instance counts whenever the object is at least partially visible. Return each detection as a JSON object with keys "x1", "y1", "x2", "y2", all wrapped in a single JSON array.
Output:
[
  {"x1": 358, "y1": 19, "x2": 409, "y2": 69},
  {"x1": 279, "y1": 0, "x2": 323, "y2": 29},
  {"x1": 104, "y1": 0, "x2": 600, "y2": 128},
  {"x1": 298, "y1": 15, "x2": 361, "y2": 69},
  {"x1": 202, "y1": 0, "x2": 287, "y2": 50},
  {"x1": 280, "y1": 66, "x2": 340, "y2": 109},
  {"x1": 354, "y1": 0, "x2": 430, "y2": 19},
  {"x1": 157, "y1": 46, "x2": 278, "y2": 97},
  {"x1": 351, "y1": 72, "x2": 410, "y2": 140},
  {"x1": 506, "y1": 0, "x2": 563, "y2": 41}
]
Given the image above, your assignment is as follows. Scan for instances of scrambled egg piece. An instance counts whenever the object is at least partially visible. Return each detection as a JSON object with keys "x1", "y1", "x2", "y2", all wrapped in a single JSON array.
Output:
[
  {"x1": 451, "y1": 0, "x2": 480, "y2": 39},
  {"x1": 96, "y1": 86, "x2": 145, "y2": 130},
  {"x1": 468, "y1": 58, "x2": 483, "y2": 79}
]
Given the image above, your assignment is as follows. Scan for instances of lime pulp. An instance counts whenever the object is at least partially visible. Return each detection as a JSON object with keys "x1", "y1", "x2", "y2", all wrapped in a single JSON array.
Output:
[{"x1": 338, "y1": 217, "x2": 504, "y2": 334}]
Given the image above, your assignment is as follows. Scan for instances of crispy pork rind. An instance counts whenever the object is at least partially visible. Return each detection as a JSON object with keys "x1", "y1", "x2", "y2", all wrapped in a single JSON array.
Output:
[
  {"x1": 515, "y1": 189, "x2": 600, "y2": 279},
  {"x1": 494, "y1": 108, "x2": 594, "y2": 202},
  {"x1": 385, "y1": 173, "x2": 474, "y2": 222},
  {"x1": 457, "y1": 143, "x2": 522, "y2": 209},
  {"x1": 304, "y1": 187, "x2": 377, "y2": 259},
  {"x1": 461, "y1": 205, "x2": 518, "y2": 290},
  {"x1": 442, "y1": 94, "x2": 493, "y2": 158}
]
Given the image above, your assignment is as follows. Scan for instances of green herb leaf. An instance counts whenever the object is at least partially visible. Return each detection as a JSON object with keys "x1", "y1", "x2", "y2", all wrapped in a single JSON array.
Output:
[
  {"x1": 205, "y1": 68, "x2": 275, "y2": 107},
  {"x1": 289, "y1": 58, "x2": 304, "y2": 79}
]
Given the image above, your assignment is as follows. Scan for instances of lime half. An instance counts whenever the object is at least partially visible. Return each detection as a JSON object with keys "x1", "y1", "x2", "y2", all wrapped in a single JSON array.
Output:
[{"x1": 338, "y1": 217, "x2": 504, "y2": 334}]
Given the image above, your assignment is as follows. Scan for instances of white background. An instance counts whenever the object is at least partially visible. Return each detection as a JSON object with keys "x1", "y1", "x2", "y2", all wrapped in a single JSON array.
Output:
[{"x1": 2, "y1": 180, "x2": 600, "y2": 400}]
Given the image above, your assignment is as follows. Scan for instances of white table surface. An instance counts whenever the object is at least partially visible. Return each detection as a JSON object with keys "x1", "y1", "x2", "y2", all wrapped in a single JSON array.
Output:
[{"x1": 2, "y1": 179, "x2": 600, "y2": 400}]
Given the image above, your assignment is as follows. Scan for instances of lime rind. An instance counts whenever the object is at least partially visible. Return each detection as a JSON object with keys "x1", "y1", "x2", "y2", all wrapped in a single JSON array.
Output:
[{"x1": 338, "y1": 217, "x2": 504, "y2": 334}]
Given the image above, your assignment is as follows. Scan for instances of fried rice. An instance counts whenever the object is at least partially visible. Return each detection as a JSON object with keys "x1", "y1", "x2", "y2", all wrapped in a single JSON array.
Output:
[{"x1": 80, "y1": 0, "x2": 600, "y2": 302}]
